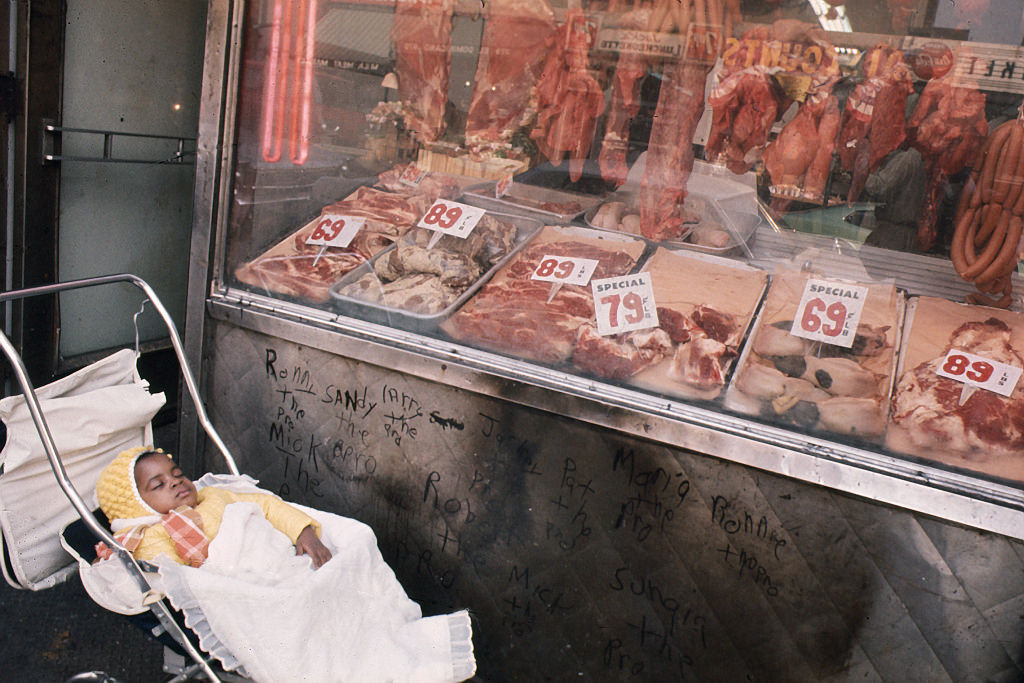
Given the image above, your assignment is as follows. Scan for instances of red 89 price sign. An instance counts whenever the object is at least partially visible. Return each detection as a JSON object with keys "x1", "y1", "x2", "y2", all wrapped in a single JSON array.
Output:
[
  {"x1": 789, "y1": 279, "x2": 869, "y2": 348},
  {"x1": 305, "y1": 214, "x2": 364, "y2": 248},
  {"x1": 591, "y1": 272, "x2": 659, "y2": 336},
  {"x1": 417, "y1": 199, "x2": 486, "y2": 239},
  {"x1": 531, "y1": 255, "x2": 599, "y2": 286},
  {"x1": 937, "y1": 349, "x2": 1022, "y2": 397}
]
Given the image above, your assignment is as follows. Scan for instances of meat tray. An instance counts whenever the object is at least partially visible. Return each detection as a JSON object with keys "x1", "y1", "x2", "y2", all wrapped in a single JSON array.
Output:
[
  {"x1": 584, "y1": 190, "x2": 758, "y2": 257},
  {"x1": 723, "y1": 268, "x2": 906, "y2": 445},
  {"x1": 461, "y1": 182, "x2": 603, "y2": 224},
  {"x1": 328, "y1": 212, "x2": 542, "y2": 333},
  {"x1": 885, "y1": 296, "x2": 1024, "y2": 483}
]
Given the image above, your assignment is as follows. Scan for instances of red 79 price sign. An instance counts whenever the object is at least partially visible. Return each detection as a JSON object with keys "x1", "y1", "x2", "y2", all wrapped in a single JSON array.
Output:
[
  {"x1": 305, "y1": 214, "x2": 364, "y2": 248},
  {"x1": 591, "y1": 272, "x2": 659, "y2": 336},
  {"x1": 417, "y1": 199, "x2": 486, "y2": 246},
  {"x1": 937, "y1": 349, "x2": 1022, "y2": 397},
  {"x1": 789, "y1": 278, "x2": 869, "y2": 348},
  {"x1": 531, "y1": 255, "x2": 599, "y2": 286}
]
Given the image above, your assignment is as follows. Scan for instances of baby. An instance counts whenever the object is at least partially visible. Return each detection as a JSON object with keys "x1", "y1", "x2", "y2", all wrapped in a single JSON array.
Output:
[{"x1": 96, "y1": 446, "x2": 332, "y2": 569}]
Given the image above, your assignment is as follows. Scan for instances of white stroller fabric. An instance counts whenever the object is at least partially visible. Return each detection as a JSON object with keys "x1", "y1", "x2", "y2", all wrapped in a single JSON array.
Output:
[
  {"x1": 0, "y1": 349, "x2": 164, "y2": 590},
  {"x1": 157, "y1": 497, "x2": 476, "y2": 683}
]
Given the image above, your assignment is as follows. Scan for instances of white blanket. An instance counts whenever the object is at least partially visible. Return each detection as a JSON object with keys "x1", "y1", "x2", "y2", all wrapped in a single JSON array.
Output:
[{"x1": 157, "y1": 502, "x2": 475, "y2": 683}]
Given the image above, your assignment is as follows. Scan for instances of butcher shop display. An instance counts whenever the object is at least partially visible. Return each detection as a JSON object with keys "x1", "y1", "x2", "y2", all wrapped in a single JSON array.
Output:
[
  {"x1": 375, "y1": 163, "x2": 478, "y2": 201},
  {"x1": 888, "y1": 296, "x2": 1024, "y2": 482},
  {"x1": 725, "y1": 268, "x2": 903, "y2": 441},
  {"x1": 441, "y1": 226, "x2": 645, "y2": 363},
  {"x1": 951, "y1": 111, "x2": 1024, "y2": 309},
  {"x1": 464, "y1": 0, "x2": 556, "y2": 148},
  {"x1": 531, "y1": 7, "x2": 605, "y2": 183},
  {"x1": 331, "y1": 212, "x2": 537, "y2": 325},
  {"x1": 390, "y1": 0, "x2": 454, "y2": 143},
  {"x1": 600, "y1": 247, "x2": 767, "y2": 400},
  {"x1": 835, "y1": 44, "x2": 915, "y2": 203},
  {"x1": 908, "y1": 74, "x2": 988, "y2": 251},
  {"x1": 234, "y1": 187, "x2": 431, "y2": 303}
]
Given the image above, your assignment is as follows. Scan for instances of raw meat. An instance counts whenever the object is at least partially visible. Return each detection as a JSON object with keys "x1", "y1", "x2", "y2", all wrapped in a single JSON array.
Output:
[
  {"x1": 391, "y1": 0, "x2": 454, "y2": 143},
  {"x1": 893, "y1": 317, "x2": 1024, "y2": 456},
  {"x1": 908, "y1": 77, "x2": 988, "y2": 250},
  {"x1": 465, "y1": 0, "x2": 555, "y2": 144},
  {"x1": 706, "y1": 66, "x2": 785, "y2": 175},
  {"x1": 764, "y1": 93, "x2": 840, "y2": 202},
  {"x1": 669, "y1": 335, "x2": 735, "y2": 390},
  {"x1": 234, "y1": 187, "x2": 430, "y2": 302},
  {"x1": 573, "y1": 325, "x2": 673, "y2": 379},
  {"x1": 340, "y1": 272, "x2": 460, "y2": 314},
  {"x1": 598, "y1": 8, "x2": 652, "y2": 187},
  {"x1": 531, "y1": 8, "x2": 605, "y2": 182},
  {"x1": 837, "y1": 45, "x2": 915, "y2": 202}
]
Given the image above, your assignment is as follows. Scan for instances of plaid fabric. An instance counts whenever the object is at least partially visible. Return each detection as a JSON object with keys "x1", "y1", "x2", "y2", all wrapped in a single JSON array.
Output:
[
  {"x1": 93, "y1": 506, "x2": 209, "y2": 567},
  {"x1": 162, "y1": 506, "x2": 209, "y2": 568}
]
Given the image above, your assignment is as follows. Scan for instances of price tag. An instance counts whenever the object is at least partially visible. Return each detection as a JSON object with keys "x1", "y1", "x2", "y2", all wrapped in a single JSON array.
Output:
[
  {"x1": 304, "y1": 214, "x2": 364, "y2": 248},
  {"x1": 495, "y1": 173, "x2": 513, "y2": 198},
  {"x1": 789, "y1": 278, "x2": 869, "y2": 348},
  {"x1": 531, "y1": 255, "x2": 599, "y2": 286},
  {"x1": 936, "y1": 349, "x2": 1022, "y2": 398},
  {"x1": 417, "y1": 200, "x2": 486, "y2": 249},
  {"x1": 591, "y1": 272, "x2": 659, "y2": 336},
  {"x1": 399, "y1": 164, "x2": 427, "y2": 186}
]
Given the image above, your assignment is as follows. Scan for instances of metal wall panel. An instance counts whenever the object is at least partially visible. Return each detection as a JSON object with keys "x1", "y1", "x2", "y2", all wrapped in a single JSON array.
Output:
[{"x1": 203, "y1": 320, "x2": 1024, "y2": 682}]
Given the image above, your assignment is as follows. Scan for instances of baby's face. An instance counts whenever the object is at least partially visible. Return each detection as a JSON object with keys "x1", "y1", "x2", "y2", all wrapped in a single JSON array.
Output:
[{"x1": 134, "y1": 453, "x2": 198, "y2": 514}]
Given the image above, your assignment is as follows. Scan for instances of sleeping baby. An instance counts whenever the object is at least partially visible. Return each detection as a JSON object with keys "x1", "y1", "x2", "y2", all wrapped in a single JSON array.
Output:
[{"x1": 95, "y1": 446, "x2": 332, "y2": 569}]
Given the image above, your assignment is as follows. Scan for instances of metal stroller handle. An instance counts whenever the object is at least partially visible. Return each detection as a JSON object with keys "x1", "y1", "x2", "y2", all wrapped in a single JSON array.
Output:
[{"x1": 0, "y1": 273, "x2": 237, "y2": 682}]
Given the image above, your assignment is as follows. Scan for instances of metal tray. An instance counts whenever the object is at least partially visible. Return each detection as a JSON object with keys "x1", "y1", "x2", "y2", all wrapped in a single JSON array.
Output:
[
  {"x1": 461, "y1": 182, "x2": 603, "y2": 224},
  {"x1": 584, "y1": 190, "x2": 758, "y2": 256},
  {"x1": 328, "y1": 212, "x2": 542, "y2": 333}
]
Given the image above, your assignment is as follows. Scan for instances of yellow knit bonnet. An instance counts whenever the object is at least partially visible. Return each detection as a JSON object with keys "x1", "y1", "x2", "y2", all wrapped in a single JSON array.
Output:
[{"x1": 96, "y1": 446, "x2": 170, "y2": 520}]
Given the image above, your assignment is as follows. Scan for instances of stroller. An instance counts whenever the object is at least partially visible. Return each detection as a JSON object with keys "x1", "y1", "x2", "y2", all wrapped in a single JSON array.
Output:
[{"x1": 0, "y1": 274, "x2": 245, "y2": 682}]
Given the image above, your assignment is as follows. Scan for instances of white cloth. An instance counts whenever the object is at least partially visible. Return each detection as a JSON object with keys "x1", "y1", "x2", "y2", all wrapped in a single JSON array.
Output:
[
  {"x1": 0, "y1": 349, "x2": 164, "y2": 590},
  {"x1": 157, "y1": 501, "x2": 476, "y2": 683}
]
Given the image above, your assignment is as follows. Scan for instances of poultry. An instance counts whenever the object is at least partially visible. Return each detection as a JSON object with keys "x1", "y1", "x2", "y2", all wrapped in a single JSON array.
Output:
[
  {"x1": 908, "y1": 76, "x2": 988, "y2": 251},
  {"x1": 531, "y1": 8, "x2": 605, "y2": 182}
]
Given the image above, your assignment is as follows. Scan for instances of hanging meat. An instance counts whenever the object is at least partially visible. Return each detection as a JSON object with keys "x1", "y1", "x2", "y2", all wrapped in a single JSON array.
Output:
[
  {"x1": 908, "y1": 76, "x2": 988, "y2": 252},
  {"x1": 597, "y1": 6, "x2": 652, "y2": 188},
  {"x1": 391, "y1": 0, "x2": 454, "y2": 143},
  {"x1": 531, "y1": 8, "x2": 605, "y2": 183},
  {"x1": 464, "y1": 0, "x2": 556, "y2": 146},
  {"x1": 836, "y1": 45, "x2": 915, "y2": 203},
  {"x1": 636, "y1": 0, "x2": 741, "y2": 241},
  {"x1": 951, "y1": 112, "x2": 1024, "y2": 309},
  {"x1": 763, "y1": 83, "x2": 840, "y2": 203},
  {"x1": 706, "y1": 20, "x2": 837, "y2": 175}
]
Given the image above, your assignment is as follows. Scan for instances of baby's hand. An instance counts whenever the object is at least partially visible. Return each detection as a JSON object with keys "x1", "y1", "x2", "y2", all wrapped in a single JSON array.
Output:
[{"x1": 295, "y1": 525, "x2": 332, "y2": 569}]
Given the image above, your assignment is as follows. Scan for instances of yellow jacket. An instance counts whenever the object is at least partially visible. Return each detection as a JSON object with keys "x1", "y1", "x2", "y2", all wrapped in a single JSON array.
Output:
[{"x1": 132, "y1": 487, "x2": 320, "y2": 565}]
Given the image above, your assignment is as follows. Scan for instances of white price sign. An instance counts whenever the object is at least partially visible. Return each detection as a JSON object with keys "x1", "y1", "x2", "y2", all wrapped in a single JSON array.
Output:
[
  {"x1": 417, "y1": 199, "x2": 486, "y2": 242},
  {"x1": 936, "y1": 349, "x2": 1022, "y2": 398},
  {"x1": 789, "y1": 279, "x2": 869, "y2": 348},
  {"x1": 304, "y1": 214, "x2": 364, "y2": 248},
  {"x1": 531, "y1": 255, "x2": 599, "y2": 286},
  {"x1": 399, "y1": 164, "x2": 427, "y2": 186},
  {"x1": 592, "y1": 272, "x2": 659, "y2": 336},
  {"x1": 495, "y1": 174, "x2": 513, "y2": 198}
]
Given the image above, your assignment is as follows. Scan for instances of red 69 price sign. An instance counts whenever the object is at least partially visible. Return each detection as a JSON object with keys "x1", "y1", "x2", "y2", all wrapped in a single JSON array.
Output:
[
  {"x1": 591, "y1": 272, "x2": 659, "y2": 336},
  {"x1": 789, "y1": 278, "x2": 869, "y2": 348},
  {"x1": 304, "y1": 214, "x2": 364, "y2": 248},
  {"x1": 531, "y1": 255, "x2": 599, "y2": 286},
  {"x1": 417, "y1": 199, "x2": 486, "y2": 244},
  {"x1": 936, "y1": 349, "x2": 1022, "y2": 398}
]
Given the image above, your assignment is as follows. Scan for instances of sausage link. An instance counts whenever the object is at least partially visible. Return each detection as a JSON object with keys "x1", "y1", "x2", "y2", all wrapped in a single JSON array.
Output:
[
  {"x1": 993, "y1": 122, "x2": 1024, "y2": 205},
  {"x1": 963, "y1": 208, "x2": 1009, "y2": 280},
  {"x1": 974, "y1": 214, "x2": 1022, "y2": 286}
]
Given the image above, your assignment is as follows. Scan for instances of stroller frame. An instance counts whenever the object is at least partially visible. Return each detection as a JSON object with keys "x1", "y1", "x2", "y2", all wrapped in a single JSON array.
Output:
[{"x1": 0, "y1": 273, "x2": 242, "y2": 682}]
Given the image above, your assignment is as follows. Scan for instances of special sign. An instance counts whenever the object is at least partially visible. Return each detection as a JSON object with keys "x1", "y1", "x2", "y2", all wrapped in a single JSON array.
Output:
[
  {"x1": 789, "y1": 279, "x2": 869, "y2": 348},
  {"x1": 592, "y1": 272, "x2": 658, "y2": 336}
]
